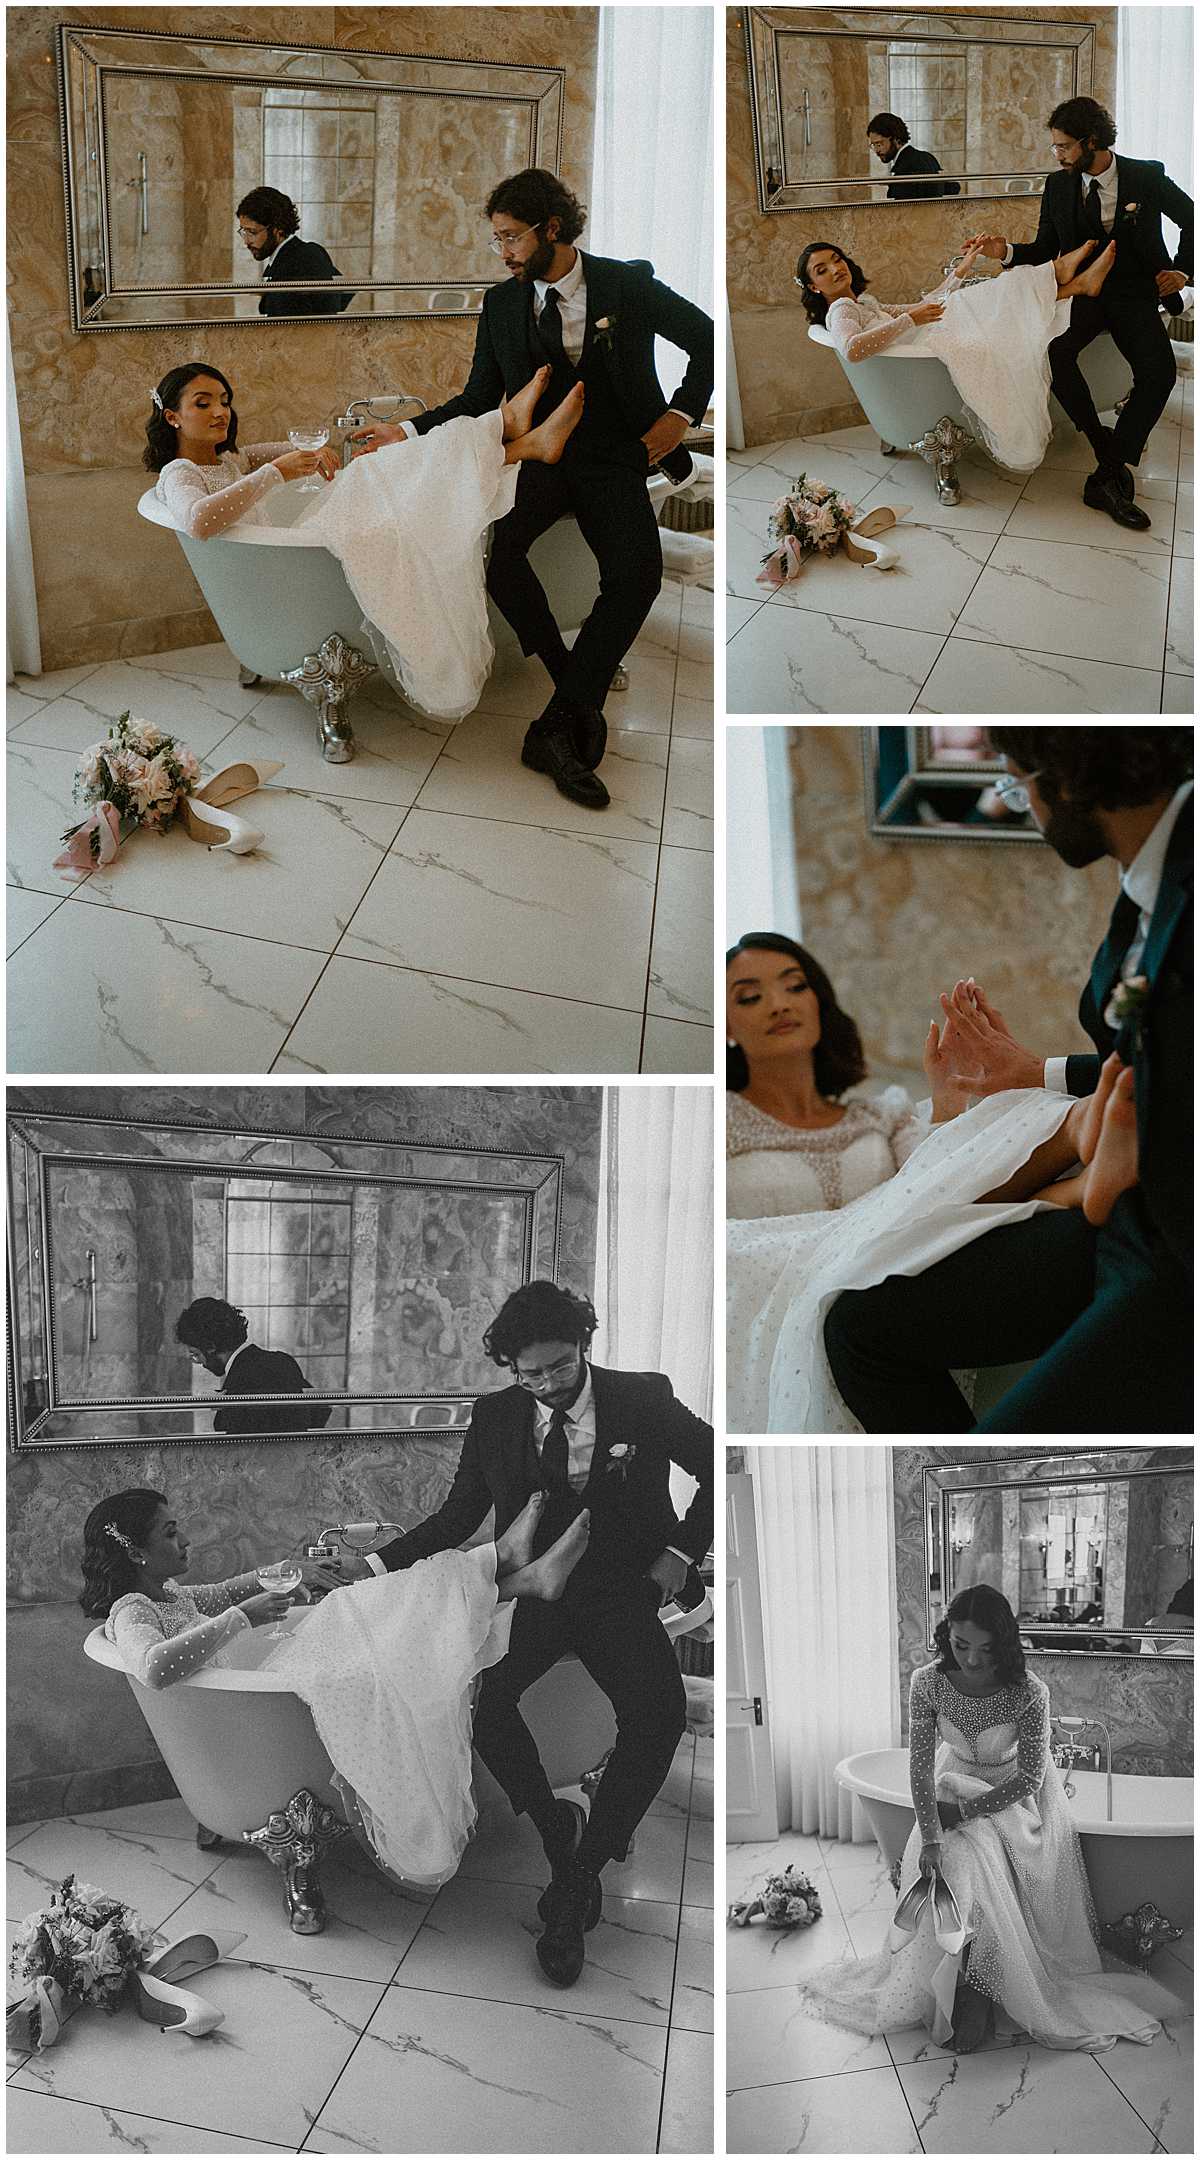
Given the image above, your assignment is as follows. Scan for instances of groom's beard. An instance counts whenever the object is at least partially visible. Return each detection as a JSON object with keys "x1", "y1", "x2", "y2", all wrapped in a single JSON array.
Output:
[
  {"x1": 1038, "y1": 799, "x2": 1109, "y2": 868},
  {"x1": 508, "y1": 233, "x2": 558, "y2": 285}
]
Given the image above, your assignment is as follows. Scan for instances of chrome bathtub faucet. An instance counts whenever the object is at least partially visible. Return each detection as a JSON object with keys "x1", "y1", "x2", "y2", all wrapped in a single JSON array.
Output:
[{"x1": 1051, "y1": 1716, "x2": 1113, "y2": 1820}]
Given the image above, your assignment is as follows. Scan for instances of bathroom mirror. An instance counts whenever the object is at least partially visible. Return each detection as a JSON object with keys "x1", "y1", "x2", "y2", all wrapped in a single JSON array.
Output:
[
  {"x1": 864, "y1": 726, "x2": 1040, "y2": 843},
  {"x1": 924, "y1": 1451, "x2": 1194, "y2": 1657},
  {"x1": 744, "y1": 7, "x2": 1097, "y2": 213},
  {"x1": 57, "y1": 23, "x2": 564, "y2": 330},
  {"x1": 7, "y1": 1110, "x2": 565, "y2": 1448}
]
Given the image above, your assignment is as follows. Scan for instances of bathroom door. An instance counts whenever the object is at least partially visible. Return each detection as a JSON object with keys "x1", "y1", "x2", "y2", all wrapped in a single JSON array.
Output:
[{"x1": 726, "y1": 1469, "x2": 778, "y2": 1841}]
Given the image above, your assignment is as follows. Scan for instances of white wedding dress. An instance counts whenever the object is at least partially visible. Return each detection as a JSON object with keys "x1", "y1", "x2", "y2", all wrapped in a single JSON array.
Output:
[
  {"x1": 800, "y1": 1665, "x2": 1172, "y2": 2052},
  {"x1": 826, "y1": 258, "x2": 1069, "y2": 471},
  {"x1": 727, "y1": 1085, "x2": 1075, "y2": 1433}
]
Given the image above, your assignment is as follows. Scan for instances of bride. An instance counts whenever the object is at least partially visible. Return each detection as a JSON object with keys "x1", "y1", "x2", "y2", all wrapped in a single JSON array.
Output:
[
  {"x1": 796, "y1": 234, "x2": 1117, "y2": 472},
  {"x1": 725, "y1": 933, "x2": 1119, "y2": 1434},
  {"x1": 145, "y1": 359, "x2": 585, "y2": 720}
]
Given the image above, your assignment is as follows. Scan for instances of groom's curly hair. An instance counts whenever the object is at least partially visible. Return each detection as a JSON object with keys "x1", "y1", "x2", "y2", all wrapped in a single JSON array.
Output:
[
  {"x1": 988, "y1": 729, "x2": 1192, "y2": 812},
  {"x1": 726, "y1": 934, "x2": 868, "y2": 1097},
  {"x1": 1048, "y1": 96, "x2": 1116, "y2": 151},
  {"x1": 483, "y1": 1281, "x2": 598, "y2": 1369},
  {"x1": 485, "y1": 168, "x2": 587, "y2": 245},
  {"x1": 935, "y1": 1584, "x2": 1027, "y2": 1686}
]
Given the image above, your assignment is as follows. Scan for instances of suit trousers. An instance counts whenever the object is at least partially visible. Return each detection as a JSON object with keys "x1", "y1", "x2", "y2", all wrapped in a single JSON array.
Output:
[
  {"x1": 472, "y1": 1576, "x2": 687, "y2": 1862},
  {"x1": 485, "y1": 454, "x2": 663, "y2": 709},
  {"x1": 1048, "y1": 287, "x2": 1177, "y2": 464},
  {"x1": 823, "y1": 1204, "x2": 1191, "y2": 1433}
]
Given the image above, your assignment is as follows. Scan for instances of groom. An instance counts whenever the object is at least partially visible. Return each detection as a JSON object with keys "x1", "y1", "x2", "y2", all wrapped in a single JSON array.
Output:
[
  {"x1": 349, "y1": 1279, "x2": 713, "y2": 1985},
  {"x1": 967, "y1": 96, "x2": 1191, "y2": 532},
  {"x1": 824, "y1": 728, "x2": 1192, "y2": 1436},
  {"x1": 351, "y1": 166, "x2": 714, "y2": 810}
]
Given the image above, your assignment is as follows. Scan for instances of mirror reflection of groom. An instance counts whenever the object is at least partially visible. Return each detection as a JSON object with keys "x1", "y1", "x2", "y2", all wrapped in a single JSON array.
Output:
[
  {"x1": 343, "y1": 1280, "x2": 713, "y2": 1987},
  {"x1": 352, "y1": 167, "x2": 715, "y2": 811},
  {"x1": 825, "y1": 729, "x2": 1192, "y2": 1436}
]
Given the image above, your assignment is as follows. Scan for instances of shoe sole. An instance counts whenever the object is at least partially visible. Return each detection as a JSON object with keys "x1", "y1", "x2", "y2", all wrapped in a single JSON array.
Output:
[
  {"x1": 1082, "y1": 494, "x2": 1150, "y2": 531},
  {"x1": 535, "y1": 1945, "x2": 585, "y2": 1986},
  {"x1": 520, "y1": 744, "x2": 610, "y2": 808}
]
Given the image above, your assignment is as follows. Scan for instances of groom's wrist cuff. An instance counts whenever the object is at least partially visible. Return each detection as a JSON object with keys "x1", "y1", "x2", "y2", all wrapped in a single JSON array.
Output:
[
  {"x1": 364, "y1": 1553, "x2": 387, "y2": 1576},
  {"x1": 1003, "y1": 243, "x2": 1014, "y2": 267},
  {"x1": 400, "y1": 420, "x2": 419, "y2": 440},
  {"x1": 1044, "y1": 1057, "x2": 1070, "y2": 1095}
]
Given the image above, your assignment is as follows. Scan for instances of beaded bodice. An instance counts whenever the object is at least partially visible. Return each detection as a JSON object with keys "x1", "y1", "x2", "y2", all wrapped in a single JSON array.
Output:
[
  {"x1": 909, "y1": 1663, "x2": 1051, "y2": 1845},
  {"x1": 726, "y1": 1088, "x2": 922, "y2": 1217}
]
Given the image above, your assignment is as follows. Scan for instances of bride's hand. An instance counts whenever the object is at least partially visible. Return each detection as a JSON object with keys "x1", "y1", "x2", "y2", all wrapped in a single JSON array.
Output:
[
  {"x1": 965, "y1": 233, "x2": 1008, "y2": 260},
  {"x1": 919, "y1": 1841, "x2": 944, "y2": 1880},
  {"x1": 923, "y1": 1013, "x2": 973, "y2": 1119},
  {"x1": 935, "y1": 981, "x2": 1044, "y2": 1095},
  {"x1": 272, "y1": 448, "x2": 337, "y2": 483},
  {"x1": 910, "y1": 301, "x2": 945, "y2": 325}
]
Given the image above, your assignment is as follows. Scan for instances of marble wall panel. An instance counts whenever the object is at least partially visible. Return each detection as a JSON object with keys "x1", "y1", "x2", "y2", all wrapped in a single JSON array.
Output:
[
  {"x1": 728, "y1": 7, "x2": 1117, "y2": 443},
  {"x1": 894, "y1": 1447, "x2": 1193, "y2": 1776},
  {"x1": 10, "y1": 7, "x2": 599, "y2": 667}
]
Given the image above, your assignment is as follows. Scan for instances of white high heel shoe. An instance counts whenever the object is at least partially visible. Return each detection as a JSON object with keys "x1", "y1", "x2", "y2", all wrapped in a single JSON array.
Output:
[
  {"x1": 143, "y1": 1927, "x2": 246, "y2": 1986},
  {"x1": 842, "y1": 503, "x2": 911, "y2": 571},
  {"x1": 132, "y1": 1967, "x2": 224, "y2": 2038},
  {"x1": 181, "y1": 760, "x2": 282, "y2": 855}
]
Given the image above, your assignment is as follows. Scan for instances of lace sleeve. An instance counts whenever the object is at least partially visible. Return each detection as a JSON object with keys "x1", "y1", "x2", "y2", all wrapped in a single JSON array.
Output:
[
  {"x1": 959, "y1": 1684, "x2": 1050, "y2": 1822},
  {"x1": 108, "y1": 1595, "x2": 251, "y2": 1689},
  {"x1": 826, "y1": 297, "x2": 917, "y2": 364},
  {"x1": 242, "y1": 441, "x2": 291, "y2": 471},
  {"x1": 156, "y1": 457, "x2": 284, "y2": 540},
  {"x1": 188, "y1": 1573, "x2": 259, "y2": 1618},
  {"x1": 909, "y1": 1666, "x2": 942, "y2": 1844}
]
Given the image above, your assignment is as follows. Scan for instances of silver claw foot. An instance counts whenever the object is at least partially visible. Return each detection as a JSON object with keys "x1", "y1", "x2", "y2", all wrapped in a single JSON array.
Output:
[
  {"x1": 908, "y1": 415, "x2": 976, "y2": 507},
  {"x1": 281, "y1": 633, "x2": 376, "y2": 764},
  {"x1": 243, "y1": 1788, "x2": 350, "y2": 1934},
  {"x1": 1101, "y1": 1900, "x2": 1186, "y2": 1970},
  {"x1": 879, "y1": 440, "x2": 898, "y2": 457},
  {"x1": 194, "y1": 1821, "x2": 224, "y2": 1852},
  {"x1": 609, "y1": 664, "x2": 630, "y2": 693}
]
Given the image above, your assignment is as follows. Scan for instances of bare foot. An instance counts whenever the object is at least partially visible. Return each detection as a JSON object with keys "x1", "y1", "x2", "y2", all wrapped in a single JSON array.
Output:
[
  {"x1": 1082, "y1": 1057, "x2": 1138, "y2": 1225},
  {"x1": 1062, "y1": 239, "x2": 1117, "y2": 298},
  {"x1": 505, "y1": 382, "x2": 586, "y2": 466},
  {"x1": 495, "y1": 1492, "x2": 545, "y2": 1574},
  {"x1": 501, "y1": 366, "x2": 551, "y2": 443},
  {"x1": 949, "y1": 1975, "x2": 993, "y2": 2054},
  {"x1": 501, "y1": 1510, "x2": 590, "y2": 1602},
  {"x1": 1054, "y1": 237, "x2": 1099, "y2": 285}
]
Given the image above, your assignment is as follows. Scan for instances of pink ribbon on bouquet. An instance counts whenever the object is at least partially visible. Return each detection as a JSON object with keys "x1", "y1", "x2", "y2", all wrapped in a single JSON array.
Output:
[{"x1": 53, "y1": 803, "x2": 122, "y2": 881}]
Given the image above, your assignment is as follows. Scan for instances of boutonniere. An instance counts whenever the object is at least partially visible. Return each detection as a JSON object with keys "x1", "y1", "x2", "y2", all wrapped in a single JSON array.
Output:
[
  {"x1": 1123, "y1": 202, "x2": 1140, "y2": 216},
  {"x1": 1105, "y1": 972, "x2": 1150, "y2": 1043},
  {"x1": 594, "y1": 313, "x2": 618, "y2": 355},
  {"x1": 606, "y1": 1441, "x2": 637, "y2": 1481}
]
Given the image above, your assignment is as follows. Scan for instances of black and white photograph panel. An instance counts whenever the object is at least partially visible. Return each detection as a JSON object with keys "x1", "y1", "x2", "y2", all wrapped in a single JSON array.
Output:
[
  {"x1": 7, "y1": 1083, "x2": 715, "y2": 2155},
  {"x1": 726, "y1": 1443, "x2": 1193, "y2": 2155},
  {"x1": 725, "y1": 723, "x2": 1193, "y2": 1435}
]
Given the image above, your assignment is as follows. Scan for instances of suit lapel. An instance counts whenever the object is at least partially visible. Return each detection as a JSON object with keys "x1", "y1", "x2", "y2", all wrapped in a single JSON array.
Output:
[
  {"x1": 1139, "y1": 804, "x2": 1193, "y2": 988},
  {"x1": 583, "y1": 1363, "x2": 615, "y2": 1494},
  {"x1": 579, "y1": 252, "x2": 616, "y2": 368}
]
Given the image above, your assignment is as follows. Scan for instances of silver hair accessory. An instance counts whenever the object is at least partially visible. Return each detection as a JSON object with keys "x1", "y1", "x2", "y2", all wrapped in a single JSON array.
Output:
[
  {"x1": 104, "y1": 1521, "x2": 141, "y2": 1559},
  {"x1": 151, "y1": 387, "x2": 164, "y2": 411}
]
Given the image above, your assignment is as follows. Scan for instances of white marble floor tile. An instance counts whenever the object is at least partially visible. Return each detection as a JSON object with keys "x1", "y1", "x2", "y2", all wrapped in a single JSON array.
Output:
[
  {"x1": 456, "y1": 1793, "x2": 687, "y2": 1905},
  {"x1": 803, "y1": 425, "x2": 907, "y2": 477},
  {"x1": 7, "y1": 905, "x2": 324, "y2": 1075},
  {"x1": 212, "y1": 687, "x2": 451, "y2": 806},
  {"x1": 415, "y1": 711, "x2": 669, "y2": 844},
  {"x1": 11, "y1": 664, "x2": 104, "y2": 704},
  {"x1": 1163, "y1": 1930, "x2": 1193, "y2": 1972},
  {"x1": 682, "y1": 1850, "x2": 713, "y2": 1908},
  {"x1": 729, "y1": 441, "x2": 784, "y2": 469},
  {"x1": 954, "y1": 539, "x2": 1171, "y2": 670},
  {"x1": 856, "y1": 460, "x2": 1025, "y2": 537},
  {"x1": 677, "y1": 612, "x2": 713, "y2": 674},
  {"x1": 474, "y1": 645, "x2": 677, "y2": 734},
  {"x1": 727, "y1": 596, "x2": 764, "y2": 642},
  {"x1": 728, "y1": 1987, "x2": 891, "y2": 2090},
  {"x1": 728, "y1": 2064, "x2": 923, "y2": 2153},
  {"x1": 916, "y1": 640, "x2": 1163, "y2": 716},
  {"x1": 726, "y1": 603, "x2": 943, "y2": 716},
  {"x1": 768, "y1": 523, "x2": 997, "y2": 637},
  {"x1": 6, "y1": 886, "x2": 67, "y2": 955},
  {"x1": 161, "y1": 1840, "x2": 429, "y2": 1985},
  {"x1": 3, "y1": 2089, "x2": 285, "y2": 2153},
  {"x1": 728, "y1": 1834, "x2": 831, "y2": 1905},
  {"x1": 663, "y1": 739, "x2": 713, "y2": 850},
  {"x1": 674, "y1": 653, "x2": 713, "y2": 703},
  {"x1": 126, "y1": 641, "x2": 255, "y2": 686},
  {"x1": 273, "y1": 955, "x2": 643, "y2": 1075},
  {"x1": 395, "y1": 1876, "x2": 677, "y2": 2024},
  {"x1": 6, "y1": 689, "x2": 238, "y2": 762},
  {"x1": 728, "y1": 441, "x2": 885, "y2": 507},
  {"x1": 727, "y1": 1899, "x2": 852, "y2": 1994},
  {"x1": 1160, "y1": 674, "x2": 1195, "y2": 713},
  {"x1": 7, "y1": 741, "x2": 97, "y2": 896},
  {"x1": 727, "y1": 494, "x2": 781, "y2": 599},
  {"x1": 669, "y1": 692, "x2": 713, "y2": 741},
  {"x1": 640, "y1": 1016, "x2": 713, "y2": 1072},
  {"x1": 68, "y1": 1797, "x2": 200, "y2": 1840},
  {"x1": 1003, "y1": 469, "x2": 1176, "y2": 555},
  {"x1": 339, "y1": 810, "x2": 657, "y2": 1009},
  {"x1": 647, "y1": 845, "x2": 713, "y2": 1025},
  {"x1": 1166, "y1": 559, "x2": 1193, "y2": 673},
  {"x1": 71, "y1": 791, "x2": 405, "y2": 953},
  {"x1": 7, "y1": 685, "x2": 51, "y2": 732},
  {"x1": 659, "y1": 2024, "x2": 713, "y2": 2154},
  {"x1": 1096, "y1": 2004, "x2": 1193, "y2": 2153},
  {"x1": 826, "y1": 1864, "x2": 895, "y2": 1934},
  {"x1": 884, "y1": 2018, "x2": 1016, "y2": 2067},
  {"x1": 305, "y1": 1985, "x2": 666, "y2": 2154},
  {"x1": 29, "y1": 655, "x2": 261, "y2": 739},
  {"x1": 1173, "y1": 481, "x2": 1193, "y2": 558},
  {"x1": 8, "y1": 1961, "x2": 380, "y2": 2148},
  {"x1": 897, "y1": 2037, "x2": 1158, "y2": 2153},
  {"x1": 672, "y1": 1904, "x2": 714, "y2": 2033},
  {"x1": 6, "y1": 1822, "x2": 41, "y2": 1851},
  {"x1": 7, "y1": 1819, "x2": 222, "y2": 1934}
]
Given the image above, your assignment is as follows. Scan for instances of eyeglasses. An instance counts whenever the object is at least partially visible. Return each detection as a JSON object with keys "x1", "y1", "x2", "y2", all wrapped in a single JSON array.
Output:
[
  {"x1": 487, "y1": 221, "x2": 544, "y2": 257},
  {"x1": 992, "y1": 770, "x2": 1041, "y2": 814},
  {"x1": 513, "y1": 1352, "x2": 579, "y2": 1389}
]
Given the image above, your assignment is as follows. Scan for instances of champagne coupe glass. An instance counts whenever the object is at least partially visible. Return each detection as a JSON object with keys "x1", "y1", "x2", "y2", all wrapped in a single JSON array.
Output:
[
  {"x1": 256, "y1": 1558, "x2": 303, "y2": 1639},
  {"x1": 287, "y1": 424, "x2": 330, "y2": 492}
]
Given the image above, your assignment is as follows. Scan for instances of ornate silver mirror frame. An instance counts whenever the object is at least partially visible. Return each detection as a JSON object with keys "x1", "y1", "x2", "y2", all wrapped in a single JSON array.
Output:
[
  {"x1": 923, "y1": 1450, "x2": 1194, "y2": 1659},
  {"x1": 745, "y1": 7, "x2": 1097, "y2": 214},
  {"x1": 864, "y1": 726, "x2": 1041, "y2": 843},
  {"x1": 57, "y1": 23, "x2": 565, "y2": 330},
  {"x1": 7, "y1": 1109, "x2": 564, "y2": 1449}
]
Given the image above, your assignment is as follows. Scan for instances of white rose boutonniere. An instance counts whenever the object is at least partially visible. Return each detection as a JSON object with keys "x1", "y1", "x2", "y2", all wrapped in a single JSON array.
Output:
[
  {"x1": 595, "y1": 313, "x2": 618, "y2": 355},
  {"x1": 606, "y1": 1441, "x2": 638, "y2": 1482},
  {"x1": 1104, "y1": 972, "x2": 1151, "y2": 1046}
]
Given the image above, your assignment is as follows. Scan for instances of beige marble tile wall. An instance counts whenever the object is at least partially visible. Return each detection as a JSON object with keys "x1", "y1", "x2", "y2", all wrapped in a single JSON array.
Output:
[
  {"x1": 728, "y1": 6, "x2": 1116, "y2": 445},
  {"x1": 782, "y1": 728, "x2": 1115, "y2": 1083},
  {"x1": 7, "y1": 1085, "x2": 601, "y2": 1819},
  {"x1": 9, "y1": 7, "x2": 599, "y2": 669},
  {"x1": 894, "y1": 1447, "x2": 1193, "y2": 1776}
]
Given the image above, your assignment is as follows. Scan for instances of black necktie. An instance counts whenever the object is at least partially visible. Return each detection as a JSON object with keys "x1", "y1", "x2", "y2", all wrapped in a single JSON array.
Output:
[
  {"x1": 541, "y1": 1405, "x2": 570, "y2": 1493},
  {"x1": 536, "y1": 288, "x2": 567, "y2": 371},
  {"x1": 1090, "y1": 886, "x2": 1141, "y2": 1020},
  {"x1": 1085, "y1": 178, "x2": 1106, "y2": 240}
]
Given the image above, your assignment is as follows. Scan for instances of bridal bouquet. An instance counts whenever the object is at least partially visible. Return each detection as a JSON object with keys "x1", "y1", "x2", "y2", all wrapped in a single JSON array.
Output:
[
  {"x1": 7, "y1": 1875, "x2": 158, "y2": 2049},
  {"x1": 728, "y1": 1864, "x2": 823, "y2": 1931},
  {"x1": 758, "y1": 476, "x2": 859, "y2": 586},
  {"x1": 54, "y1": 711, "x2": 201, "y2": 879}
]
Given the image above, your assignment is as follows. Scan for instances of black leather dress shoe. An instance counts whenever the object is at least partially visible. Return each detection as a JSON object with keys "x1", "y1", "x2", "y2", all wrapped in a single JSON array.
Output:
[
  {"x1": 566, "y1": 702, "x2": 608, "y2": 772},
  {"x1": 1082, "y1": 470, "x2": 1152, "y2": 530},
  {"x1": 536, "y1": 1862, "x2": 602, "y2": 1986},
  {"x1": 521, "y1": 721, "x2": 610, "y2": 808},
  {"x1": 1095, "y1": 436, "x2": 1136, "y2": 499}
]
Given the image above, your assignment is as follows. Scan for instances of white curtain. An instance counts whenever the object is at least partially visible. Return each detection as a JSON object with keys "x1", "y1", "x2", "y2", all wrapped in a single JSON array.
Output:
[
  {"x1": 594, "y1": 1087, "x2": 713, "y2": 1424},
  {"x1": 726, "y1": 726, "x2": 802, "y2": 947},
  {"x1": 727, "y1": 305, "x2": 746, "y2": 450},
  {"x1": 1117, "y1": 7, "x2": 1192, "y2": 199},
  {"x1": 750, "y1": 1444, "x2": 900, "y2": 1842},
  {"x1": 591, "y1": 7, "x2": 714, "y2": 388},
  {"x1": 6, "y1": 307, "x2": 41, "y2": 679}
]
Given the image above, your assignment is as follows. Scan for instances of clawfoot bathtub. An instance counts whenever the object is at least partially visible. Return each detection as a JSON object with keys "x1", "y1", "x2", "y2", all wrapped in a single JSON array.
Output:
[
  {"x1": 808, "y1": 322, "x2": 1134, "y2": 504},
  {"x1": 85, "y1": 1588, "x2": 712, "y2": 1933}
]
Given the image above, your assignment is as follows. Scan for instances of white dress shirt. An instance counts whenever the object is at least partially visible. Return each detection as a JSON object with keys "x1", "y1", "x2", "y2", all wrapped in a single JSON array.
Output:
[
  {"x1": 1045, "y1": 778, "x2": 1192, "y2": 1093},
  {"x1": 534, "y1": 1360, "x2": 595, "y2": 1488},
  {"x1": 1003, "y1": 153, "x2": 1119, "y2": 265}
]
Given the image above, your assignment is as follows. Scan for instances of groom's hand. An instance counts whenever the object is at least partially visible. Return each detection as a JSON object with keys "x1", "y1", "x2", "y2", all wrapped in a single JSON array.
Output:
[
  {"x1": 934, "y1": 979, "x2": 1045, "y2": 1095},
  {"x1": 1156, "y1": 270, "x2": 1189, "y2": 298},
  {"x1": 964, "y1": 233, "x2": 1008, "y2": 261},
  {"x1": 646, "y1": 1550, "x2": 689, "y2": 1606},
  {"x1": 348, "y1": 423, "x2": 409, "y2": 454},
  {"x1": 641, "y1": 411, "x2": 690, "y2": 467}
]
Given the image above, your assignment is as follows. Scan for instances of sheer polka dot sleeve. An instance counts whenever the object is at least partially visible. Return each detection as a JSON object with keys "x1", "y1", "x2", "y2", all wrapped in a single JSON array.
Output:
[
  {"x1": 155, "y1": 456, "x2": 284, "y2": 539},
  {"x1": 190, "y1": 1573, "x2": 260, "y2": 1619},
  {"x1": 958, "y1": 1681, "x2": 1050, "y2": 1822},
  {"x1": 107, "y1": 1593, "x2": 251, "y2": 1690},
  {"x1": 909, "y1": 1664, "x2": 942, "y2": 1845},
  {"x1": 826, "y1": 297, "x2": 917, "y2": 363}
]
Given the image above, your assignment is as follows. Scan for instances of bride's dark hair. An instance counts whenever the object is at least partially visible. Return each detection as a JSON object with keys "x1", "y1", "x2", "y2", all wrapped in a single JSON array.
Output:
[
  {"x1": 935, "y1": 1583, "x2": 1027, "y2": 1685},
  {"x1": 726, "y1": 933, "x2": 867, "y2": 1096},
  {"x1": 79, "y1": 1488, "x2": 167, "y2": 1619},
  {"x1": 143, "y1": 362, "x2": 239, "y2": 472},
  {"x1": 795, "y1": 242, "x2": 868, "y2": 327}
]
